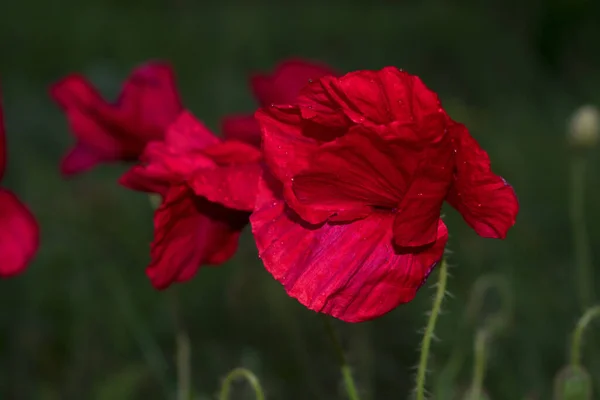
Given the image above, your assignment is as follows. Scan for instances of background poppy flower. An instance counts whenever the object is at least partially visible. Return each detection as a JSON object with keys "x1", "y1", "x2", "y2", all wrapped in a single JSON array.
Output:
[
  {"x1": 252, "y1": 66, "x2": 518, "y2": 322},
  {"x1": 221, "y1": 58, "x2": 337, "y2": 148},
  {"x1": 120, "y1": 111, "x2": 261, "y2": 289},
  {"x1": 0, "y1": 86, "x2": 39, "y2": 277},
  {"x1": 50, "y1": 61, "x2": 183, "y2": 176}
]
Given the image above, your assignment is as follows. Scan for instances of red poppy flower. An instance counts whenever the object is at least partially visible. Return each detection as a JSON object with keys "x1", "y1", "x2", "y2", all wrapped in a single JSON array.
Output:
[
  {"x1": 120, "y1": 111, "x2": 261, "y2": 289},
  {"x1": 221, "y1": 58, "x2": 337, "y2": 148},
  {"x1": 51, "y1": 61, "x2": 183, "y2": 176},
  {"x1": 0, "y1": 87, "x2": 39, "y2": 277},
  {"x1": 252, "y1": 67, "x2": 518, "y2": 322}
]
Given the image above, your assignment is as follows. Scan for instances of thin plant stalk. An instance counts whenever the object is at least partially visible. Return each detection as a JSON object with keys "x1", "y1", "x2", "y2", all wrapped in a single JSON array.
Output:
[
  {"x1": 321, "y1": 315, "x2": 361, "y2": 400},
  {"x1": 416, "y1": 258, "x2": 449, "y2": 400},
  {"x1": 169, "y1": 290, "x2": 192, "y2": 400},
  {"x1": 569, "y1": 305, "x2": 600, "y2": 366},
  {"x1": 569, "y1": 155, "x2": 594, "y2": 310},
  {"x1": 219, "y1": 368, "x2": 265, "y2": 400},
  {"x1": 468, "y1": 329, "x2": 488, "y2": 400}
]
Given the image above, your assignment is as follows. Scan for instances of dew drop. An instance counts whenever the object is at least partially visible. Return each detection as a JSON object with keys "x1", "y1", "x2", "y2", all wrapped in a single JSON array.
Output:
[
  {"x1": 477, "y1": 203, "x2": 482, "y2": 207},
  {"x1": 417, "y1": 192, "x2": 423, "y2": 196},
  {"x1": 270, "y1": 103, "x2": 275, "y2": 107},
  {"x1": 308, "y1": 78, "x2": 313, "y2": 83}
]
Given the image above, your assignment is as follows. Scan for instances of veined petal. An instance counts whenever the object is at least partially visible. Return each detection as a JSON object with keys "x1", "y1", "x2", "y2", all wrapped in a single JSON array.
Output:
[
  {"x1": 287, "y1": 128, "x2": 406, "y2": 224},
  {"x1": 0, "y1": 189, "x2": 39, "y2": 278},
  {"x1": 250, "y1": 172, "x2": 448, "y2": 323},
  {"x1": 446, "y1": 123, "x2": 518, "y2": 238}
]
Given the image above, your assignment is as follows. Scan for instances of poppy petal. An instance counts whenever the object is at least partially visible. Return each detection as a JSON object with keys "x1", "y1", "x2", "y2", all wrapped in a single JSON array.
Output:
[
  {"x1": 60, "y1": 142, "x2": 114, "y2": 176},
  {"x1": 117, "y1": 62, "x2": 183, "y2": 130},
  {"x1": 287, "y1": 128, "x2": 406, "y2": 224},
  {"x1": 393, "y1": 134, "x2": 455, "y2": 247},
  {"x1": 250, "y1": 173, "x2": 448, "y2": 323},
  {"x1": 0, "y1": 189, "x2": 39, "y2": 278},
  {"x1": 148, "y1": 185, "x2": 248, "y2": 289},
  {"x1": 251, "y1": 58, "x2": 337, "y2": 106},
  {"x1": 446, "y1": 124, "x2": 518, "y2": 238},
  {"x1": 188, "y1": 163, "x2": 263, "y2": 211},
  {"x1": 256, "y1": 105, "x2": 320, "y2": 182},
  {"x1": 221, "y1": 114, "x2": 262, "y2": 148}
]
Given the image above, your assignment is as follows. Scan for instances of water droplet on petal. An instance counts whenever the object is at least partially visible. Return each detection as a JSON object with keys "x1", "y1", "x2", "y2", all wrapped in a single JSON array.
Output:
[
  {"x1": 308, "y1": 78, "x2": 313, "y2": 83},
  {"x1": 270, "y1": 103, "x2": 275, "y2": 107},
  {"x1": 417, "y1": 192, "x2": 423, "y2": 196},
  {"x1": 477, "y1": 203, "x2": 482, "y2": 207}
]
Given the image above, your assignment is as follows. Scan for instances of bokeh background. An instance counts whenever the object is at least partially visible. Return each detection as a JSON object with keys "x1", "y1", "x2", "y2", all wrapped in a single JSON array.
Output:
[{"x1": 2, "y1": 0, "x2": 600, "y2": 399}]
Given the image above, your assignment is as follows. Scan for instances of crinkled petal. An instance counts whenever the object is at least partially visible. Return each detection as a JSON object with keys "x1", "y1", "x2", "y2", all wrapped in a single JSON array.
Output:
[
  {"x1": 251, "y1": 58, "x2": 338, "y2": 106},
  {"x1": 393, "y1": 134, "x2": 454, "y2": 247},
  {"x1": 446, "y1": 124, "x2": 518, "y2": 238},
  {"x1": 0, "y1": 189, "x2": 39, "y2": 278},
  {"x1": 287, "y1": 128, "x2": 406, "y2": 224},
  {"x1": 297, "y1": 67, "x2": 444, "y2": 130},
  {"x1": 255, "y1": 105, "x2": 320, "y2": 182},
  {"x1": 221, "y1": 114, "x2": 262, "y2": 148},
  {"x1": 148, "y1": 185, "x2": 248, "y2": 289},
  {"x1": 250, "y1": 173, "x2": 448, "y2": 323},
  {"x1": 188, "y1": 163, "x2": 263, "y2": 211}
]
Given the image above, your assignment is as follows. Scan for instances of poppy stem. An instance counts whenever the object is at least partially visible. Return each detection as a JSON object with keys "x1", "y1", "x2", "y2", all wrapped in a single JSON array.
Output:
[
  {"x1": 321, "y1": 315, "x2": 361, "y2": 400},
  {"x1": 467, "y1": 328, "x2": 489, "y2": 400},
  {"x1": 169, "y1": 290, "x2": 192, "y2": 400},
  {"x1": 219, "y1": 367, "x2": 265, "y2": 400},
  {"x1": 415, "y1": 258, "x2": 448, "y2": 400},
  {"x1": 569, "y1": 305, "x2": 600, "y2": 366},
  {"x1": 569, "y1": 155, "x2": 594, "y2": 310}
]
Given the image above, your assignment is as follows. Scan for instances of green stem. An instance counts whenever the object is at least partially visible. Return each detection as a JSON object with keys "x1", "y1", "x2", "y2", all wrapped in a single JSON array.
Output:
[
  {"x1": 468, "y1": 329, "x2": 488, "y2": 400},
  {"x1": 569, "y1": 305, "x2": 600, "y2": 366},
  {"x1": 416, "y1": 258, "x2": 449, "y2": 400},
  {"x1": 321, "y1": 315, "x2": 361, "y2": 400},
  {"x1": 219, "y1": 368, "x2": 265, "y2": 400},
  {"x1": 169, "y1": 291, "x2": 191, "y2": 400},
  {"x1": 570, "y1": 155, "x2": 594, "y2": 310}
]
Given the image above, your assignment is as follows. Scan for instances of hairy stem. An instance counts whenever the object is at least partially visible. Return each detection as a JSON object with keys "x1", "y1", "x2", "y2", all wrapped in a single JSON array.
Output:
[{"x1": 416, "y1": 258, "x2": 449, "y2": 400}]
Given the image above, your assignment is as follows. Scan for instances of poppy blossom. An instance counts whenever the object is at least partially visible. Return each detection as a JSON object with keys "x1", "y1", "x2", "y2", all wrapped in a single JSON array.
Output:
[
  {"x1": 252, "y1": 66, "x2": 518, "y2": 322},
  {"x1": 221, "y1": 58, "x2": 337, "y2": 148},
  {"x1": 0, "y1": 86, "x2": 39, "y2": 277},
  {"x1": 120, "y1": 111, "x2": 262, "y2": 289},
  {"x1": 51, "y1": 61, "x2": 183, "y2": 176}
]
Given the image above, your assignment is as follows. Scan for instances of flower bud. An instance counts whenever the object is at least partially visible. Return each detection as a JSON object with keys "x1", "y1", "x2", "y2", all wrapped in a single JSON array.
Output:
[
  {"x1": 568, "y1": 105, "x2": 599, "y2": 149},
  {"x1": 553, "y1": 364, "x2": 592, "y2": 400}
]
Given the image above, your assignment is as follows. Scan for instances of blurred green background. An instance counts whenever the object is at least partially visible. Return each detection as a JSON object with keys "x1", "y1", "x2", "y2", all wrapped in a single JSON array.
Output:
[{"x1": 1, "y1": 0, "x2": 600, "y2": 399}]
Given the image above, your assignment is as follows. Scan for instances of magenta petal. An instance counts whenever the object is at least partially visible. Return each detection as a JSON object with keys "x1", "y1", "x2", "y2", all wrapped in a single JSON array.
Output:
[
  {"x1": 0, "y1": 189, "x2": 39, "y2": 278},
  {"x1": 250, "y1": 173, "x2": 448, "y2": 323}
]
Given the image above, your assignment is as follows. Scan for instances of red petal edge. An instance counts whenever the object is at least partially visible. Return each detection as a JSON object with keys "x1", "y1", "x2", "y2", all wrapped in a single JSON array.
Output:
[{"x1": 0, "y1": 189, "x2": 39, "y2": 278}]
